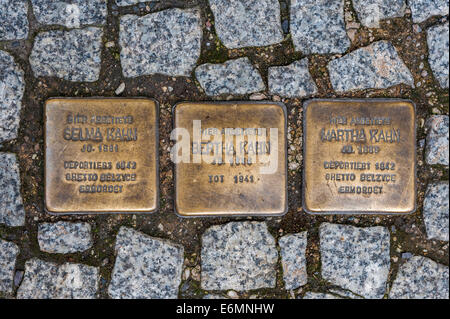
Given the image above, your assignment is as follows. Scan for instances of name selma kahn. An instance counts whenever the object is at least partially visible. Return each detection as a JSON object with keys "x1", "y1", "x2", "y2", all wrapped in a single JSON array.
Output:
[
  {"x1": 63, "y1": 113, "x2": 138, "y2": 142},
  {"x1": 63, "y1": 126, "x2": 138, "y2": 142}
]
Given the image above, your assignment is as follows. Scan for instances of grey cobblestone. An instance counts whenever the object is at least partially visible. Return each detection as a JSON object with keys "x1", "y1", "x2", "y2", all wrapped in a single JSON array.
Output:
[
  {"x1": 38, "y1": 222, "x2": 93, "y2": 254},
  {"x1": 0, "y1": 238, "x2": 19, "y2": 293},
  {"x1": 328, "y1": 41, "x2": 414, "y2": 92},
  {"x1": 427, "y1": 22, "x2": 449, "y2": 89},
  {"x1": 302, "y1": 292, "x2": 340, "y2": 299},
  {"x1": 31, "y1": 0, "x2": 107, "y2": 28},
  {"x1": 108, "y1": 227, "x2": 184, "y2": 299},
  {"x1": 201, "y1": 222, "x2": 278, "y2": 291},
  {"x1": 208, "y1": 0, "x2": 283, "y2": 49},
  {"x1": 0, "y1": 50, "x2": 25, "y2": 143},
  {"x1": 29, "y1": 28, "x2": 103, "y2": 82},
  {"x1": 195, "y1": 58, "x2": 265, "y2": 96},
  {"x1": 425, "y1": 115, "x2": 449, "y2": 165},
  {"x1": 352, "y1": 0, "x2": 406, "y2": 28},
  {"x1": 268, "y1": 59, "x2": 318, "y2": 98},
  {"x1": 408, "y1": 0, "x2": 449, "y2": 23},
  {"x1": 389, "y1": 255, "x2": 449, "y2": 299},
  {"x1": 17, "y1": 259, "x2": 99, "y2": 299},
  {"x1": 290, "y1": 0, "x2": 350, "y2": 54},
  {"x1": 116, "y1": 0, "x2": 147, "y2": 6},
  {"x1": 279, "y1": 232, "x2": 308, "y2": 290},
  {"x1": 0, "y1": 153, "x2": 25, "y2": 227},
  {"x1": 119, "y1": 8, "x2": 202, "y2": 77},
  {"x1": 423, "y1": 183, "x2": 449, "y2": 241},
  {"x1": 320, "y1": 223, "x2": 390, "y2": 299},
  {"x1": 0, "y1": 0, "x2": 29, "y2": 40}
]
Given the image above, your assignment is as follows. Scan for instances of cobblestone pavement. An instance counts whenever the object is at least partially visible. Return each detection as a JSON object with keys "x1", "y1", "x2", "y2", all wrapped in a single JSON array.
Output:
[{"x1": 0, "y1": 0, "x2": 448, "y2": 299}]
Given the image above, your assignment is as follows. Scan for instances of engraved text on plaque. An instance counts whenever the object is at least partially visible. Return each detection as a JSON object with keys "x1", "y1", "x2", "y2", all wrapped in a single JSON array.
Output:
[
  {"x1": 303, "y1": 99, "x2": 416, "y2": 214},
  {"x1": 173, "y1": 102, "x2": 287, "y2": 217},
  {"x1": 45, "y1": 98, "x2": 159, "y2": 213}
]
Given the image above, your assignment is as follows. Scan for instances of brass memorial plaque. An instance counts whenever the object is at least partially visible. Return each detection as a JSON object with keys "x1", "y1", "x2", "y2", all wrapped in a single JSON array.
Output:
[
  {"x1": 303, "y1": 99, "x2": 416, "y2": 214},
  {"x1": 45, "y1": 98, "x2": 159, "y2": 213},
  {"x1": 173, "y1": 102, "x2": 287, "y2": 217}
]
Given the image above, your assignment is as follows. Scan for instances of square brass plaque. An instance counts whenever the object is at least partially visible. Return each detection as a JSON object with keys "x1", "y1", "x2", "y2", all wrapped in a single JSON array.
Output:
[
  {"x1": 173, "y1": 102, "x2": 287, "y2": 217},
  {"x1": 303, "y1": 99, "x2": 416, "y2": 214},
  {"x1": 45, "y1": 98, "x2": 159, "y2": 213}
]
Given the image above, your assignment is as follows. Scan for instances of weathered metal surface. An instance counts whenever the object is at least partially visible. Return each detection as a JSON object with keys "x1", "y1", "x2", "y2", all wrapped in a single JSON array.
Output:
[
  {"x1": 303, "y1": 99, "x2": 416, "y2": 214},
  {"x1": 45, "y1": 98, "x2": 159, "y2": 213},
  {"x1": 173, "y1": 102, "x2": 287, "y2": 217}
]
